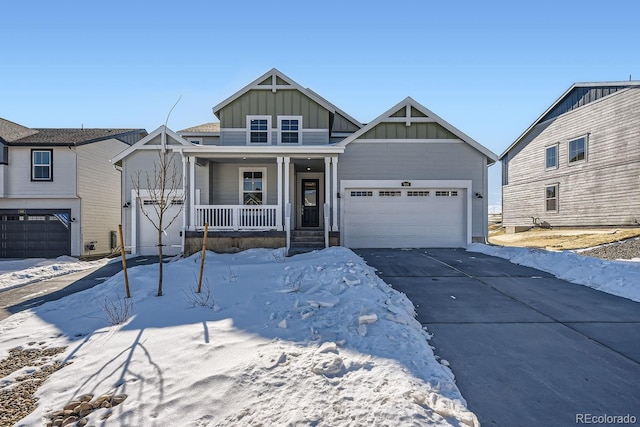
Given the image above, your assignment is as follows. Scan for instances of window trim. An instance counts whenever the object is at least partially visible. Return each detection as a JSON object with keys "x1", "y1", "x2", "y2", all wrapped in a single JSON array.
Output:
[
  {"x1": 31, "y1": 149, "x2": 53, "y2": 181},
  {"x1": 567, "y1": 135, "x2": 588, "y2": 165},
  {"x1": 545, "y1": 143, "x2": 559, "y2": 170},
  {"x1": 246, "y1": 116, "x2": 272, "y2": 145},
  {"x1": 545, "y1": 183, "x2": 559, "y2": 212},
  {"x1": 277, "y1": 115, "x2": 302, "y2": 145},
  {"x1": 239, "y1": 167, "x2": 267, "y2": 205}
]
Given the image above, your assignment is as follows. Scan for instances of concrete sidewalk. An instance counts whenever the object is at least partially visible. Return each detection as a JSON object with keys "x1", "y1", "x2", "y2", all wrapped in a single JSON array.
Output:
[
  {"x1": 356, "y1": 248, "x2": 640, "y2": 427},
  {"x1": 0, "y1": 257, "x2": 161, "y2": 321}
]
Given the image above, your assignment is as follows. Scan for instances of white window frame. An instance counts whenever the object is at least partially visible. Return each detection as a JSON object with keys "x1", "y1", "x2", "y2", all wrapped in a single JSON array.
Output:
[
  {"x1": 246, "y1": 116, "x2": 272, "y2": 145},
  {"x1": 31, "y1": 149, "x2": 53, "y2": 181},
  {"x1": 277, "y1": 116, "x2": 302, "y2": 145},
  {"x1": 239, "y1": 167, "x2": 267, "y2": 205},
  {"x1": 545, "y1": 184, "x2": 559, "y2": 212},
  {"x1": 545, "y1": 143, "x2": 559, "y2": 170},
  {"x1": 568, "y1": 135, "x2": 588, "y2": 165}
]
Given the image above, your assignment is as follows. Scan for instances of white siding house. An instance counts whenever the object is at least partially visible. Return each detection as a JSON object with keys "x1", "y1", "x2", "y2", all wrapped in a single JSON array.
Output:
[{"x1": 0, "y1": 118, "x2": 147, "y2": 257}]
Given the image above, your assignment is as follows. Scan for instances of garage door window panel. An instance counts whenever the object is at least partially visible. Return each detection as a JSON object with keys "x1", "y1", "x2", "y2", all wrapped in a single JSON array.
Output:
[{"x1": 32, "y1": 149, "x2": 53, "y2": 181}]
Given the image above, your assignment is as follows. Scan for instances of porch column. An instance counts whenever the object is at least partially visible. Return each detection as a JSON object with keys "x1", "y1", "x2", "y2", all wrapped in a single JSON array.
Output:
[
  {"x1": 182, "y1": 154, "x2": 188, "y2": 244},
  {"x1": 277, "y1": 156, "x2": 283, "y2": 230},
  {"x1": 324, "y1": 156, "x2": 331, "y2": 227},
  {"x1": 189, "y1": 156, "x2": 196, "y2": 230},
  {"x1": 332, "y1": 156, "x2": 338, "y2": 231},
  {"x1": 284, "y1": 156, "x2": 291, "y2": 230}
]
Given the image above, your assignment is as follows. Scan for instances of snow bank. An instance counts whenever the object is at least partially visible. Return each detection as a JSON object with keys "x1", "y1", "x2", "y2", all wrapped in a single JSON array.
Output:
[
  {"x1": 1, "y1": 247, "x2": 477, "y2": 426},
  {"x1": 468, "y1": 243, "x2": 640, "y2": 302},
  {"x1": 0, "y1": 257, "x2": 108, "y2": 291}
]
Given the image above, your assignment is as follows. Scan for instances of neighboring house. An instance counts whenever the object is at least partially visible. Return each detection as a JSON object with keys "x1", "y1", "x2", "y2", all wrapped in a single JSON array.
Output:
[
  {"x1": 112, "y1": 69, "x2": 497, "y2": 256},
  {"x1": 500, "y1": 81, "x2": 640, "y2": 232},
  {"x1": 0, "y1": 118, "x2": 147, "y2": 258}
]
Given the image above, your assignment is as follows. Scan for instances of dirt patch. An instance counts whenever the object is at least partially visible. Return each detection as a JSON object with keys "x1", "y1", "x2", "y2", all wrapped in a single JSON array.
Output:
[{"x1": 488, "y1": 227, "x2": 640, "y2": 250}]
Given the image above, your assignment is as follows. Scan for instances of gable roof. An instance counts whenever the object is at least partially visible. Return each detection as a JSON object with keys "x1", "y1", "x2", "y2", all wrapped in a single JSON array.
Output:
[
  {"x1": 337, "y1": 97, "x2": 498, "y2": 164},
  {"x1": 0, "y1": 118, "x2": 145, "y2": 146},
  {"x1": 178, "y1": 122, "x2": 221, "y2": 134},
  {"x1": 211, "y1": 68, "x2": 362, "y2": 130},
  {"x1": 0, "y1": 118, "x2": 39, "y2": 142},
  {"x1": 500, "y1": 81, "x2": 640, "y2": 159},
  {"x1": 111, "y1": 125, "x2": 192, "y2": 165}
]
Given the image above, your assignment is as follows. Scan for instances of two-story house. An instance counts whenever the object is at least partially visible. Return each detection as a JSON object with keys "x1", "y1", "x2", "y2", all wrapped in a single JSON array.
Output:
[
  {"x1": 112, "y1": 69, "x2": 497, "y2": 255},
  {"x1": 0, "y1": 118, "x2": 147, "y2": 257},
  {"x1": 500, "y1": 81, "x2": 640, "y2": 232}
]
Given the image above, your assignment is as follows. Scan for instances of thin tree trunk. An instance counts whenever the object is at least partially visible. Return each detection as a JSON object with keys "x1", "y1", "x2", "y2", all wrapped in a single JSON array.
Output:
[{"x1": 157, "y1": 226, "x2": 163, "y2": 296}]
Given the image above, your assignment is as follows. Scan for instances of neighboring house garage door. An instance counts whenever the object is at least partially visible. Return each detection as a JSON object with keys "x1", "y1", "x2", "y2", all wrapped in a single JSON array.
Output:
[
  {"x1": 0, "y1": 210, "x2": 71, "y2": 258},
  {"x1": 138, "y1": 200, "x2": 183, "y2": 256},
  {"x1": 342, "y1": 188, "x2": 466, "y2": 248}
]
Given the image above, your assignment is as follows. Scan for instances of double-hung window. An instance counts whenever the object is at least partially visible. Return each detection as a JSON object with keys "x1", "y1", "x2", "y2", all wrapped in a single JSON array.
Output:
[
  {"x1": 247, "y1": 116, "x2": 271, "y2": 144},
  {"x1": 545, "y1": 144, "x2": 558, "y2": 169},
  {"x1": 568, "y1": 136, "x2": 587, "y2": 164},
  {"x1": 278, "y1": 116, "x2": 302, "y2": 144},
  {"x1": 31, "y1": 149, "x2": 53, "y2": 181},
  {"x1": 545, "y1": 184, "x2": 558, "y2": 212},
  {"x1": 240, "y1": 167, "x2": 266, "y2": 205}
]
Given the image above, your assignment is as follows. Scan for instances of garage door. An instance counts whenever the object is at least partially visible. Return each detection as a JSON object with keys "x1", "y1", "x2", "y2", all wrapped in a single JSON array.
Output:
[
  {"x1": 343, "y1": 189, "x2": 466, "y2": 248},
  {"x1": 0, "y1": 210, "x2": 71, "y2": 258},
  {"x1": 138, "y1": 200, "x2": 183, "y2": 256}
]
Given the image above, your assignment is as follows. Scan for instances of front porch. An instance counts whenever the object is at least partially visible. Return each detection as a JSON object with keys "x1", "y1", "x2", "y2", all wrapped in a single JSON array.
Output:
[{"x1": 174, "y1": 146, "x2": 342, "y2": 253}]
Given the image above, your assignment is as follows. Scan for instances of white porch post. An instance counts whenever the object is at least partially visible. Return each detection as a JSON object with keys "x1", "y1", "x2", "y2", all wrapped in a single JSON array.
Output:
[
  {"x1": 284, "y1": 156, "x2": 290, "y2": 228},
  {"x1": 277, "y1": 156, "x2": 283, "y2": 231},
  {"x1": 182, "y1": 154, "x2": 188, "y2": 251},
  {"x1": 324, "y1": 156, "x2": 331, "y2": 243},
  {"x1": 189, "y1": 156, "x2": 196, "y2": 230},
  {"x1": 331, "y1": 156, "x2": 338, "y2": 231}
]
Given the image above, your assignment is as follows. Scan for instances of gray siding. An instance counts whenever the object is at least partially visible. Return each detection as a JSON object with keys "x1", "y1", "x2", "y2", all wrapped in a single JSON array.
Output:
[
  {"x1": 218, "y1": 89, "x2": 330, "y2": 129},
  {"x1": 503, "y1": 88, "x2": 640, "y2": 227},
  {"x1": 219, "y1": 130, "x2": 246, "y2": 146},
  {"x1": 302, "y1": 130, "x2": 329, "y2": 145},
  {"x1": 209, "y1": 162, "x2": 279, "y2": 205},
  {"x1": 360, "y1": 122, "x2": 458, "y2": 140},
  {"x1": 332, "y1": 113, "x2": 360, "y2": 133},
  {"x1": 338, "y1": 142, "x2": 488, "y2": 238}
]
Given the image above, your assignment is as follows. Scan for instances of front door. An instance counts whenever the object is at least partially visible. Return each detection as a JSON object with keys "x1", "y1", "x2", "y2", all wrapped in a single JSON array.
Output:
[{"x1": 301, "y1": 179, "x2": 320, "y2": 227}]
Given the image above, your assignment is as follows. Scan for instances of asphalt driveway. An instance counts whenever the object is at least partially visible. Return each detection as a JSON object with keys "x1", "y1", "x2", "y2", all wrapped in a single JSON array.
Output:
[{"x1": 355, "y1": 248, "x2": 640, "y2": 427}]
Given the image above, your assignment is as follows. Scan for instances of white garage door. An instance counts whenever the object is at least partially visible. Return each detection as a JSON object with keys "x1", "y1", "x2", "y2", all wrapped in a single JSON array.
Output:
[
  {"x1": 343, "y1": 188, "x2": 466, "y2": 248},
  {"x1": 138, "y1": 200, "x2": 183, "y2": 256}
]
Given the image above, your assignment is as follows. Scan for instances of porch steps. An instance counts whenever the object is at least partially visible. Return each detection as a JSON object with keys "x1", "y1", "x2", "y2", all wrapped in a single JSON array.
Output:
[{"x1": 288, "y1": 230, "x2": 325, "y2": 256}]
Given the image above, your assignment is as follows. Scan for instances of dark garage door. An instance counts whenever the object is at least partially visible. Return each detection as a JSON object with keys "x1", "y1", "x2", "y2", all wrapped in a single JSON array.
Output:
[{"x1": 0, "y1": 210, "x2": 71, "y2": 258}]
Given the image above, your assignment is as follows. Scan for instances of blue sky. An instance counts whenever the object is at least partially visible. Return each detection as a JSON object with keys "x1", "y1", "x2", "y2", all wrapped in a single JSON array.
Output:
[{"x1": 2, "y1": 0, "x2": 640, "y2": 207}]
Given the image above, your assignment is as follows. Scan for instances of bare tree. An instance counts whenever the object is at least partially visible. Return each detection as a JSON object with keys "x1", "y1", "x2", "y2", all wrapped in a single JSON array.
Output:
[{"x1": 132, "y1": 129, "x2": 184, "y2": 296}]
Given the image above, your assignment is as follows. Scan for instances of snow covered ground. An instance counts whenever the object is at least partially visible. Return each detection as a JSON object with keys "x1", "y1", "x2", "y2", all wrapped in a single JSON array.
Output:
[
  {"x1": 468, "y1": 243, "x2": 640, "y2": 302},
  {"x1": 0, "y1": 248, "x2": 477, "y2": 426},
  {"x1": 0, "y1": 257, "x2": 109, "y2": 292}
]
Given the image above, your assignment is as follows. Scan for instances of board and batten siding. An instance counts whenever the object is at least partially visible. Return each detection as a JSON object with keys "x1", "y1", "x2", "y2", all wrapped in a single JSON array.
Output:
[
  {"x1": 218, "y1": 90, "x2": 330, "y2": 130},
  {"x1": 77, "y1": 139, "x2": 129, "y2": 255},
  {"x1": 503, "y1": 87, "x2": 640, "y2": 228},
  {"x1": 360, "y1": 122, "x2": 458, "y2": 140},
  {"x1": 338, "y1": 141, "x2": 488, "y2": 239}
]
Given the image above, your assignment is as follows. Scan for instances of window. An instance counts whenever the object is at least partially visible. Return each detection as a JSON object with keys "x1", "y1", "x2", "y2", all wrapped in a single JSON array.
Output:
[
  {"x1": 240, "y1": 168, "x2": 266, "y2": 205},
  {"x1": 0, "y1": 144, "x2": 7, "y2": 165},
  {"x1": 189, "y1": 138, "x2": 202, "y2": 145},
  {"x1": 31, "y1": 149, "x2": 52, "y2": 181},
  {"x1": 350, "y1": 191, "x2": 373, "y2": 197},
  {"x1": 435, "y1": 190, "x2": 458, "y2": 197},
  {"x1": 278, "y1": 116, "x2": 302, "y2": 144},
  {"x1": 247, "y1": 116, "x2": 271, "y2": 144},
  {"x1": 568, "y1": 136, "x2": 587, "y2": 164},
  {"x1": 407, "y1": 191, "x2": 430, "y2": 197},
  {"x1": 545, "y1": 144, "x2": 558, "y2": 169},
  {"x1": 379, "y1": 191, "x2": 401, "y2": 197},
  {"x1": 545, "y1": 184, "x2": 558, "y2": 212}
]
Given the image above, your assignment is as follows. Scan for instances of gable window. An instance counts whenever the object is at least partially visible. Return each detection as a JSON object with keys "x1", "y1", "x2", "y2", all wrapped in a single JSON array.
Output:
[
  {"x1": 545, "y1": 184, "x2": 558, "y2": 212},
  {"x1": 31, "y1": 149, "x2": 53, "y2": 181},
  {"x1": 278, "y1": 116, "x2": 302, "y2": 144},
  {"x1": 568, "y1": 136, "x2": 587, "y2": 164},
  {"x1": 247, "y1": 116, "x2": 271, "y2": 144},
  {"x1": 240, "y1": 167, "x2": 266, "y2": 205},
  {"x1": 545, "y1": 144, "x2": 558, "y2": 169}
]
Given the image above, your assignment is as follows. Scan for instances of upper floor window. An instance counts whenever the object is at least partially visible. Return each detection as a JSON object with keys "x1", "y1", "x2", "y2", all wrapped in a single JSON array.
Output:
[
  {"x1": 188, "y1": 138, "x2": 202, "y2": 145},
  {"x1": 545, "y1": 144, "x2": 558, "y2": 169},
  {"x1": 278, "y1": 116, "x2": 302, "y2": 144},
  {"x1": 568, "y1": 136, "x2": 587, "y2": 164},
  {"x1": 247, "y1": 116, "x2": 271, "y2": 144},
  {"x1": 31, "y1": 149, "x2": 52, "y2": 181},
  {"x1": 0, "y1": 144, "x2": 7, "y2": 165}
]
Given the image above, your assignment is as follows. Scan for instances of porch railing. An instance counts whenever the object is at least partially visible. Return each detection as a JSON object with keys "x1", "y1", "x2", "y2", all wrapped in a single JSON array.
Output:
[{"x1": 194, "y1": 205, "x2": 279, "y2": 230}]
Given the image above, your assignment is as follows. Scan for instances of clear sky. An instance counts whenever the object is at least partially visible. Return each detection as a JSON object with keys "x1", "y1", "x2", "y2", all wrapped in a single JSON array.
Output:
[{"x1": 2, "y1": 0, "x2": 639, "y2": 207}]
